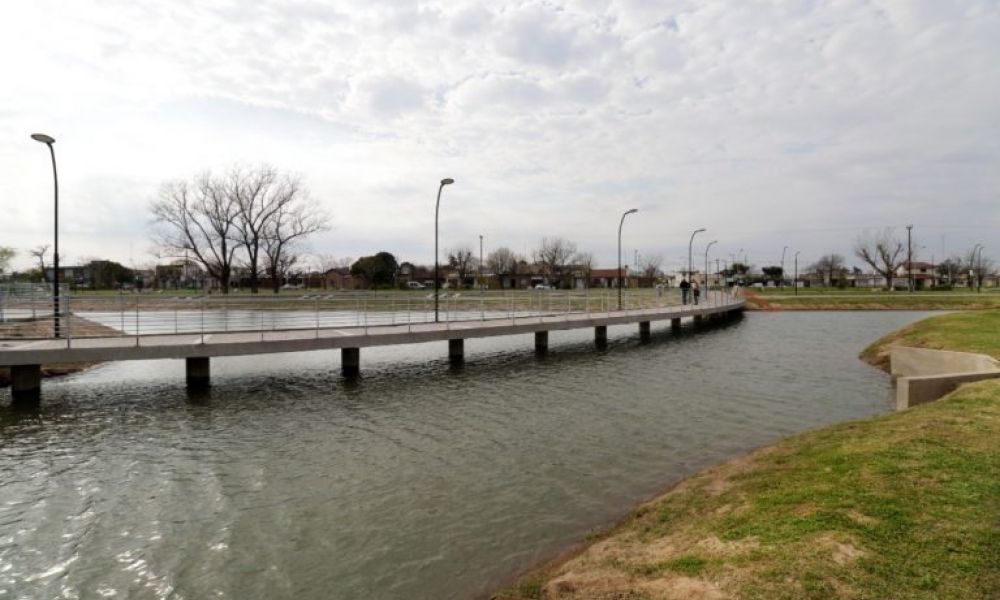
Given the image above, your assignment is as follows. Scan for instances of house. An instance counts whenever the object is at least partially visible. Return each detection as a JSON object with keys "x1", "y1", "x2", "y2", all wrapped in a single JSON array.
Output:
[
  {"x1": 324, "y1": 268, "x2": 360, "y2": 290},
  {"x1": 894, "y1": 261, "x2": 936, "y2": 290}
]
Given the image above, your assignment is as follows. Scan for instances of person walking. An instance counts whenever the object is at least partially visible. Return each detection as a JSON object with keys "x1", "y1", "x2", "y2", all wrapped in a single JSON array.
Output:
[
  {"x1": 692, "y1": 281, "x2": 700, "y2": 305},
  {"x1": 680, "y1": 278, "x2": 690, "y2": 305}
]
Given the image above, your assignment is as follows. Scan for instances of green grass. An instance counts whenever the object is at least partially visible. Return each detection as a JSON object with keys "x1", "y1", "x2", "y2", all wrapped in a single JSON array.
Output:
[
  {"x1": 497, "y1": 382, "x2": 1000, "y2": 599},
  {"x1": 748, "y1": 288, "x2": 1000, "y2": 310},
  {"x1": 862, "y1": 311, "x2": 1000, "y2": 368}
]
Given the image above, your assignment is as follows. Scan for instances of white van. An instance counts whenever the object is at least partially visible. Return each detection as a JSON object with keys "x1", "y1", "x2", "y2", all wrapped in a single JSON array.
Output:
[{"x1": 407, "y1": 281, "x2": 426, "y2": 289}]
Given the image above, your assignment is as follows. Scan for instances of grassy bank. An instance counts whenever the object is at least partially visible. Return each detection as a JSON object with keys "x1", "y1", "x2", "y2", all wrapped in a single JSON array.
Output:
[
  {"x1": 861, "y1": 310, "x2": 1000, "y2": 371},
  {"x1": 497, "y1": 382, "x2": 1000, "y2": 599},
  {"x1": 746, "y1": 289, "x2": 1000, "y2": 311}
]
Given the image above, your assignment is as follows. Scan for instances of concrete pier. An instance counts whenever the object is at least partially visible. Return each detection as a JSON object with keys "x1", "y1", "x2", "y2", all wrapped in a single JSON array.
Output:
[
  {"x1": 10, "y1": 364, "x2": 41, "y2": 403},
  {"x1": 449, "y1": 339, "x2": 464, "y2": 364},
  {"x1": 639, "y1": 321, "x2": 651, "y2": 343},
  {"x1": 341, "y1": 347, "x2": 360, "y2": 378},
  {"x1": 185, "y1": 357, "x2": 210, "y2": 389},
  {"x1": 535, "y1": 331, "x2": 549, "y2": 354},
  {"x1": 595, "y1": 325, "x2": 608, "y2": 349}
]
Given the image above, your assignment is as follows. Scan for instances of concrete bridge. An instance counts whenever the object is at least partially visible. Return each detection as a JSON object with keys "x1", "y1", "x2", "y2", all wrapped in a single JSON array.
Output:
[{"x1": 1, "y1": 293, "x2": 744, "y2": 402}]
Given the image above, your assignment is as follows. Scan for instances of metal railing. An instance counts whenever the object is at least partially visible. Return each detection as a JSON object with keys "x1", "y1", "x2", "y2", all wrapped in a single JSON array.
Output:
[{"x1": 0, "y1": 287, "x2": 740, "y2": 346}]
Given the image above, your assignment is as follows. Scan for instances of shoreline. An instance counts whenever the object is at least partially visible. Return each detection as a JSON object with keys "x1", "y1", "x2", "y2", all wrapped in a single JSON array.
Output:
[{"x1": 491, "y1": 311, "x2": 1000, "y2": 599}]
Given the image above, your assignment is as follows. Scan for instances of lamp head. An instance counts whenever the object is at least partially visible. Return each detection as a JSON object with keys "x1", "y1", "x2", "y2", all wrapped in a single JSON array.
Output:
[
  {"x1": 31, "y1": 133, "x2": 55, "y2": 144},
  {"x1": 625, "y1": 208, "x2": 638, "y2": 215},
  {"x1": 440, "y1": 178, "x2": 454, "y2": 186},
  {"x1": 695, "y1": 228, "x2": 706, "y2": 234}
]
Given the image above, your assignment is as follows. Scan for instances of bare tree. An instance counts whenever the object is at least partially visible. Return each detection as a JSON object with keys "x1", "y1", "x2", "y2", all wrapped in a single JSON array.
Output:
[
  {"x1": 0, "y1": 247, "x2": 15, "y2": 275},
  {"x1": 486, "y1": 246, "x2": 520, "y2": 276},
  {"x1": 640, "y1": 253, "x2": 663, "y2": 279},
  {"x1": 29, "y1": 245, "x2": 50, "y2": 282},
  {"x1": 448, "y1": 246, "x2": 476, "y2": 285},
  {"x1": 263, "y1": 197, "x2": 329, "y2": 293},
  {"x1": 151, "y1": 174, "x2": 240, "y2": 293},
  {"x1": 229, "y1": 165, "x2": 316, "y2": 293},
  {"x1": 854, "y1": 229, "x2": 905, "y2": 289},
  {"x1": 809, "y1": 254, "x2": 846, "y2": 285},
  {"x1": 534, "y1": 237, "x2": 577, "y2": 286}
]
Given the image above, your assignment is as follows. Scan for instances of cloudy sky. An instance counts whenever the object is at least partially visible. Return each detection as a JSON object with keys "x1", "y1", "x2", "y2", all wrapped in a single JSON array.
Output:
[{"x1": 2, "y1": 0, "x2": 998, "y2": 273}]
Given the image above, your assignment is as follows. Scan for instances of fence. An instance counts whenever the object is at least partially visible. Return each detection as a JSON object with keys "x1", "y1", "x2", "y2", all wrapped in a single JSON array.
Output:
[{"x1": 0, "y1": 288, "x2": 739, "y2": 345}]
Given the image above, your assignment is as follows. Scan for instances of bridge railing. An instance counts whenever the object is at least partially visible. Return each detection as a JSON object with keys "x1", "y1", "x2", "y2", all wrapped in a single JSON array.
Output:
[{"x1": 0, "y1": 287, "x2": 740, "y2": 344}]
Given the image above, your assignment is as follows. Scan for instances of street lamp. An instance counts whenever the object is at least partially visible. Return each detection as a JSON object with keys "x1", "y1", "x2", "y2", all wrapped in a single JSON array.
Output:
[
  {"x1": 688, "y1": 228, "x2": 706, "y2": 289},
  {"x1": 434, "y1": 177, "x2": 455, "y2": 322},
  {"x1": 780, "y1": 245, "x2": 788, "y2": 288},
  {"x1": 794, "y1": 250, "x2": 801, "y2": 296},
  {"x1": 976, "y1": 244, "x2": 985, "y2": 293},
  {"x1": 31, "y1": 133, "x2": 60, "y2": 338},
  {"x1": 704, "y1": 240, "x2": 717, "y2": 301},
  {"x1": 618, "y1": 208, "x2": 638, "y2": 310}
]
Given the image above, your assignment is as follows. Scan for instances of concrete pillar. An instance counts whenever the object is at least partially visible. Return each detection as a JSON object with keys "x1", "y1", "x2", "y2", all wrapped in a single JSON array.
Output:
[
  {"x1": 594, "y1": 325, "x2": 608, "y2": 349},
  {"x1": 10, "y1": 364, "x2": 41, "y2": 403},
  {"x1": 341, "y1": 347, "x2": 360, "y2": 378},
  {"x1": 534, "y1": 331, "x2": 549, "y2": 354},
  {"x1": 671, "y1": 318, "x2": 681, "y2": 332},
  {"x1": 639, "y1": 321, "x2": 651, "y2": 343},
  {"x1": 185, "y1": 357, "x2": 210, "y2": 389},
  {"x1": 449, "y1": 338, "x2": 464, "y2": 365}
]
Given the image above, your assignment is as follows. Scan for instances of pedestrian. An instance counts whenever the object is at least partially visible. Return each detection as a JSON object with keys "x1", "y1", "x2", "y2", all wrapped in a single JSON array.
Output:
[
  {"x1": 680, "y1": 278, "x2": 690, "y2": 304},
  {"x1": 692, "y1": 281, "x2": 700, "y2": 305}
]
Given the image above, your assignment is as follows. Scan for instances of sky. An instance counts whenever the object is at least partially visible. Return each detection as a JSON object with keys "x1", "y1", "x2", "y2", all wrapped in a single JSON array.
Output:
[{"x1": 1, "y1": 0, "x2": 998, "y2": 274}]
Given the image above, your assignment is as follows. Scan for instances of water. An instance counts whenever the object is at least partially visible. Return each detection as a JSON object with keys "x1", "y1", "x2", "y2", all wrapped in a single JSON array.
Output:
[{"x1": 0, "y1": 312, "x2": 926, "y2": 599}]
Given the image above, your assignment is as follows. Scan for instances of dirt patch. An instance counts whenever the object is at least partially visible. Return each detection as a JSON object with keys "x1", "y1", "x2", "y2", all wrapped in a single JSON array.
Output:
[{"x1": 642, "y1": 576, "x2": 726, "y2": 599}]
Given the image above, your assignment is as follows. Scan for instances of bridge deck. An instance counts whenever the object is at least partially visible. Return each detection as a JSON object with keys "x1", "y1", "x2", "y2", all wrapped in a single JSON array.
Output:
[{"x1": 0, "y1": 299, "x2": 744, "y2": 366}]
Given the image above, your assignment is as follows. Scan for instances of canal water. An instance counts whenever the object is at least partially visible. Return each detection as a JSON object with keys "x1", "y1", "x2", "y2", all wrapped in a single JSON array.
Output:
[{"x1": 0, "y1": 311, "x2": 926, "y2": 599}]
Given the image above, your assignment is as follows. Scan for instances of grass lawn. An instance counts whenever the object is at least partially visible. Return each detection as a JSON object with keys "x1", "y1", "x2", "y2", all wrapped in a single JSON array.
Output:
[
  {"x1": 497, "y1": 381, "x2": 1000, "y2": 599},
  {"x1": 747, "y1": 289, "x2": 1000, "y2": 311},
  {"x1": 861, "y1": 311, "x2": 1000, "y2": 370}
]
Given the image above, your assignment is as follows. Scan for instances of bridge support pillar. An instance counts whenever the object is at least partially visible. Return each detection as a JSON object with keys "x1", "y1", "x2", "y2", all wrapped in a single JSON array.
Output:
[
  {"x1": 639, "y1": 321, "x2": 651, "y2": 343},
  {"x1": 594, "y1": 325, "x2": 608, "y2": 349},
  {"x1": 186, "y1": 357, "x2": 210, "y2": 389},
  {"x1": 671, "y1": 318, "x2": 681, "y2": 332},
  {"x1": 534, "y1": 331, "x2": 549, "y2": 354},
  {"x1": 10, "y1": 364, "x2": 41, "y2": 403},
  {"x1": 449, "y1": 339, "x2": 464, "y2": 365},
  {"x1": 342, "y1": 347, "x2": 360, "y2": 378}
]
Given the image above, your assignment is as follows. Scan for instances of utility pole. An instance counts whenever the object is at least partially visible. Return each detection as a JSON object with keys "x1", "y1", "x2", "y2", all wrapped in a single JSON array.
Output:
[
  {"x1": 479, "y1": 234, "x2": 484, "y2": 291},
  {"x1": 906, "y1": 224, "x2": 913, "y2": 292},
  {"x1": 780, "y1": 245, "x2": 787, "y2": 288},
  {"x1": 794, "y1": 251, "x2": 800, "y2": 296}
]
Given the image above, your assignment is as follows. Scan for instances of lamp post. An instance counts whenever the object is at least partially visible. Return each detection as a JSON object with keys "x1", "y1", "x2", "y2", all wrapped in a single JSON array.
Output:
[
  {"x1": 617, "y1": 208, "x2": 638, "y2": 310},
  {"x1": 479, "y1": 234, "x2": 484, "y2": 291},
  {"x1": 688, "y1": 228, "x2": 706, "y2": 288},
  {"x1": 704, "y1": 240, "x2": 717, "y2": 300},
  {"x1": 977, "y1": 244, "x2": 985, "y2": 293},
  {"x1": 434, "y1": 177, "x2": 455, "y2": 322},
  {"x1": 780, "y1": 245, "x2": 788, "y2": 288},
  {"x1": 31, "y1": 133, "x2": 60, "y2": 338},
  {"x1": 794, "y1": 251, "x2": 801, "y2": 296}
]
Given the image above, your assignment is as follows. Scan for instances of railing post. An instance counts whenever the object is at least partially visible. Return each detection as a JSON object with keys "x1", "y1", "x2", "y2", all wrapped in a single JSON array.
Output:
[
  {"x1": 135, "y1": 293, "x2": 140, "y2": 346},
  {"x1": 200, "y1": 295, "x2": 205, "y2": 344},
  {"x1": 65, "y1": 293, "x2": 71, "y2": 348}
]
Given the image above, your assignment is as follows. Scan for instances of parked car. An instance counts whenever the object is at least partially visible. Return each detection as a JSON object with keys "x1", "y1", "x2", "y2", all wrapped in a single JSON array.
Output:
[
  {"x1": 534, "y1": 283, "x2": 553, "y2": 290},
  {"x1": 407, "y1": 281, "x2": 426, "y2": 289}
]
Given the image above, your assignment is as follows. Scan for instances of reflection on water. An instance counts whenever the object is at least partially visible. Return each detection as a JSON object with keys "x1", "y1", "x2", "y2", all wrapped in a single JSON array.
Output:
[{"x1": 0, "y1": 312, "x2": 926, "y2": 599}]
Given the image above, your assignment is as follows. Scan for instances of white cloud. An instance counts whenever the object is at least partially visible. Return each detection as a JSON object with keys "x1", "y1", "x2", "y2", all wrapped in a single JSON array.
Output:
[{"x1": 1, "y1": 0, "x2": 998, "y2": 273}]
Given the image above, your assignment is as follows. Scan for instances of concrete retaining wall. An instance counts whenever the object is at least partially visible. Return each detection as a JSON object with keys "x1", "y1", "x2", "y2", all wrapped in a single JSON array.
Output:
[{"x1": 891, "y1": 346, "x2": 1000, "y2": 410}]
